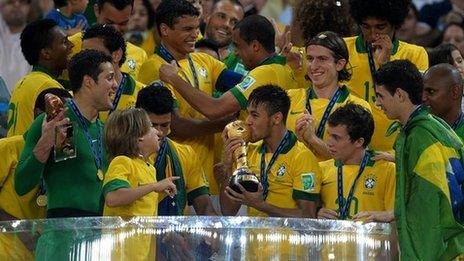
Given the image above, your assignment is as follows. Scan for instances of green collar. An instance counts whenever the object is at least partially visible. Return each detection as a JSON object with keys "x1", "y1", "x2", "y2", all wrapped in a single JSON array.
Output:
[
  {"x1": 386, "y1": 105, "x2": 428, "y2": 136},
  {"x1": 121, "y1": 72, "x2": 136, "y2": 95},
  {"x1": 258, "y1": 54, "x2": 286, "y2": 66},
  {"x1": 334, "y1": 149, "x2": 375, "y2": 167},
  {"x1": 307, "y1": 85, "x2": 350, "y2": 103},
  {"x1": 354, "y1": 34, "x2": 400, "y2": 55},
  {"x1": 258, "y1": 131, "x2": 297, "y2": 154},
  {"x1": 32, "y1": 65, "x2": 58, "y2": 79},
  {"x1": 155, "y1": 45, "x2": 171, "y2": 63}
]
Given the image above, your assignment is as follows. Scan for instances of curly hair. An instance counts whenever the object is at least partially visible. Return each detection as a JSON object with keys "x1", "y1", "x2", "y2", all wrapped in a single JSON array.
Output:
[
  {"x1": 295, "y1": 0, "x2": 354, "y2": 43},
  {"x1": 82, "y1": 24, "x2": 127, "y2": 67},
  {"x1": 349, "y1": 0, "x2": 411, "y2": 29}
]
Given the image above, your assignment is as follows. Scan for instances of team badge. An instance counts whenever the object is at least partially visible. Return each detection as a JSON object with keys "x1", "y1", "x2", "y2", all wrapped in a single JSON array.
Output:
[
  {"x1": 364, "y1": 177, "x2": 376, "y2": 189},
  {"x1": 277, "y1": 165, "x2": 286, "y2": 177},
  {"x1": 237, "y1": 76, "x2": 256, "y2": 91},
  {"x1": 301, "y1": 173, "x2": 315, "y2": 191},
  {"x1": 127, "y1": 59, "x2": 136, "y2": 71},
  {"x1": 199, "y1": 67, "x2": 207, "y2": 78}
]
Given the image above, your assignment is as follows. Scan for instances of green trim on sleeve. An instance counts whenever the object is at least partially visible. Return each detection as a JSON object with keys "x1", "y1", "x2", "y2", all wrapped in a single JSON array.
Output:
[
  {"x1": 229, "y1": 87, "x2": 248, "y2": 110},
  {"x1": 102, "y1": 179, "x2": 130, "y2": 196},
  {"x1": 173, "y1": 99, "x2": 180, "y2": 109},
  {"x1": 187, "y1": 186, "x2": 209, "y2": 205},
  {"x1": 293, "y1": 190, "x2": 319, "y2": 201}
]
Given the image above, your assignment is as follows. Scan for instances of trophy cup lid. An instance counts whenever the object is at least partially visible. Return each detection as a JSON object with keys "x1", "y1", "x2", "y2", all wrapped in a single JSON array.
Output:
[
  {"x1": 225, "y1": 120, "x2": 250, "y2": 142},
  {"x1": 45, "y1": 93, "x2": 64, "y2": 120}
]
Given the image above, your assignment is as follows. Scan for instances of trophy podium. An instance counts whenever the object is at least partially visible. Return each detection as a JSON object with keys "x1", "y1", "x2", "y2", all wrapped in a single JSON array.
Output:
[{"x1": 225, "y1": 121, "x2": 260, "y2": 193}]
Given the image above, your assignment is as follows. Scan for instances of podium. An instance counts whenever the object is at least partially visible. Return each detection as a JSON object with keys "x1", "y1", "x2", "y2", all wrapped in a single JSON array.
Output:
[{"x1": 0, "y1": 216, "x2": 397, "y2": 260}]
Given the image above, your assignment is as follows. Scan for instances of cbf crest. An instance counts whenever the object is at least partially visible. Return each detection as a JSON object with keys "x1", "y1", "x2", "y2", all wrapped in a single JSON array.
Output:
[
  {"x1": 199, "y1": 67, "x2": 208, "y2": 78},
  {"x1": 364, "y1": 174, "x2": 377, "y2": 189},
  {"x1": 276, "y1": 165, "x2": 286, "y2": 177},
  {"x1": 127, "y1": 59, "x2": 136, "y2": 71}
]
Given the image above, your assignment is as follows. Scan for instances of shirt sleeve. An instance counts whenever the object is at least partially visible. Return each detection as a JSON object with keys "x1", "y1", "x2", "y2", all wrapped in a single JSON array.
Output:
[
  {"x1": 137, "y1": 57, "x2": 159, "y2": 85},
  {"x1": 291, "y1": 148, "x2": 322, "y2": 201},
  {"x1": 180, "y1": 145, "x2": 209, "y2": 204},
  {"x1": 384, "y1": 162, "x2": 396, "y2": 211},
  {"x1": 14, "y1": 114, "x2": 47, "y2": 196},
  {"x1": 102, "y1": 156, "x2": 132, "y2": 196}
]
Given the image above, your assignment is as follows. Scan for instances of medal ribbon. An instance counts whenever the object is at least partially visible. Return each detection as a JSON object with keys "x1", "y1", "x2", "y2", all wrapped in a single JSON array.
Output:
[
  {"x1": 366, "y1": 44, "x2": 377, "y2": 81},
  {"x1": 306, "y1": 88, "x2": 342, "y2": 139},
  {"x1": 337, "y1": 151, "x2": 370, "y2": 220},
  {"x1": 109, "y1": 74, "x2": 127, "y2": 114},
  {"x1": 452, "y1": 113, "x2": 464, "y2": 130},
  {"x1": 68, "y1": 100, "x2": 103, "y2": 171},
  {"x1": 260, "y1": 131, "x2": 291, "y2": 200},
  {"x1": 158, "y1": 44, "x2": 199, "y2": 89}
]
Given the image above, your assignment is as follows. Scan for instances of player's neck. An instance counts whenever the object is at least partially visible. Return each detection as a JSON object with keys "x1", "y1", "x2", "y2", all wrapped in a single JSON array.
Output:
[
  {"x1": 263, "y1": 126, "x2": 288, "y2": 153},
  {"x1": 313, "y1": 82, "x2": 338, "y2": 99},
  {"x1": 443, "y1": 107, "x2": 462, "y2": 126},
  {"x1": 58, "y1": 5, "x2": 73, "y2": 18},
  {"x1": 72, "y1": 95, "x2": 99, "y2": 122},
  {"x1": 399, "y1": 103, "x2": 419, "y2": 125},
  {"x1": 114, "y1": 67, "x2": 123, "y2": 84},
  {"x1": 161, "y1": 41, "x2": 188, "y2": 61},
  {"x1": 342, "y1": 148, "x2": 365, "y2": 165}
]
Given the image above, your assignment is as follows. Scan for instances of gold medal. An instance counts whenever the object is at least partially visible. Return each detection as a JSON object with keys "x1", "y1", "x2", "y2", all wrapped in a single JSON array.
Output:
[
  {"x1": 36, "y1": 195, "x2": 48, "y2": 207},
  {"x1": 97, "y1": 169, "x2": 104, "y2": 181}
]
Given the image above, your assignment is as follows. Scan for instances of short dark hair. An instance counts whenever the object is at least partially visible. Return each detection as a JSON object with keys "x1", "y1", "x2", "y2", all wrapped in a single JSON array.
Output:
[
  {"x1": 142, "y1": 0, "x2": 155, "y2": 29},
  {"x1": 374, "y1": 59, "x2": 423, "y2": 105},
  {"x1": 248, "y1": 85, "x2": 290, "y2": 122},
  {"x1": 97, "y1": 0, "x2": 134, "y2": 11},
  {"x1": 20, "y1": 19, "x2": 57, "y2": 65},
  {"x1": 82, "y1": 24, "x2": 127, "y2": 66},
  {"x1": 136, "y1": 82, "x2": 174, "y2": 115},
  {"x1": 296, "y1": 0, "x2": 354, "y2": 42},
  {"x1": 234, "y1": 15, "x2": 275, "y2": 53},
  {"x1": 53, "y1": 0, "x2": 68, "y2": 8},
  {"x1": 68, "y1": 50, "x2": 113, "y2": 92},
  {"x1": 212, "y1": 0, "x2": 243, "y2": 9},
  {"x1": 155, "y1": 0, "x2": 199, "y2": 34},
  {"x1": 349, "y1": 0, "x2": 411, "y2": 29},
  {"x1": 195, "y1": 38, "x2": 220, "y2": 58},
  {"x1": 328, "y1": 103, "x2": 374, "y2": 147},
  {"x1": 306, "y1": 31, "x2": 351, "y2": 82},
  {"x1": 428, "y1": 43, "x2": 460, "y2": 66},
  {"x1": 35, "y1": 88, "x2": 72, "y2": 113}
]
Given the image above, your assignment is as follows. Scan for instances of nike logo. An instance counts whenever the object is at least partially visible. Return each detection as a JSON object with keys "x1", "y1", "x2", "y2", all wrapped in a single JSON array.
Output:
[
  {"x1": 290, "y1": 111, "x2": 304, "y2": 115},
  {"x1": 321, "y1": 181, "x2": 335, "y2": 186}
]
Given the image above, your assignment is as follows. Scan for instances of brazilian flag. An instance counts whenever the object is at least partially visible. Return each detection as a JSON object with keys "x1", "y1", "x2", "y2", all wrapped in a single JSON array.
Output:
[{"x1": 390, "y1": 106, "x2": 464, "y2": 260}]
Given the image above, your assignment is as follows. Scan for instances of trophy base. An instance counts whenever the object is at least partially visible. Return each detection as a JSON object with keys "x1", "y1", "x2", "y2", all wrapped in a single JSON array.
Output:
[{"x1": 229, "y1": 168, "x2": 259, "y2": 193}]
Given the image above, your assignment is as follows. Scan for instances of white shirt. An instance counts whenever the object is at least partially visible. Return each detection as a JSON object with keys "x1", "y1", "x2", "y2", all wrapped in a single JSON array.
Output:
[{"x1": 0, "y1": 13, "x2": 31, "y2": 95}]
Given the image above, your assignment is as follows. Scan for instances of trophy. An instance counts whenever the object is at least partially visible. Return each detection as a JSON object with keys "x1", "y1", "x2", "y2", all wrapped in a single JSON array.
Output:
[
  {"x1": 225, "y1": 120, "x2": 259, "y2": 193},
  {"x1": 45, "y1": 93, "x2": 77, "y2": 162}
]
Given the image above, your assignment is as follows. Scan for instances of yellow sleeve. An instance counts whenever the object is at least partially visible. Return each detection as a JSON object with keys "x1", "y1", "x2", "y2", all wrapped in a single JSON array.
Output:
[
  {"x1": 384, "y1": 162, "x2": 396, "y2": 210},
  {"x1": 204, "y1": 54, "x2": 226, "y2": 86},
  {"x1": 102, "y1": 156, "x2": 133, "y2": 196},
  {"x1": 292, "y1": 147, "x2": 322, "y2": 201},
  {"x1": 179, "y1": 145, "x2": 210, "y2": 204},
  {"x1": 228, "y1": 69, "x2": 267, "y2": 109},
  {"x1": 137, "y1": 56, "x2": 160, "y2": 85},
  {"x1": 0, "y1": 136, "x2": 24, "y2": 186}
]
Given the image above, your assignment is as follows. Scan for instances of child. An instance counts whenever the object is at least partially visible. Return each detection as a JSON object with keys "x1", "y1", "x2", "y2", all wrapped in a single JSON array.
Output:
[
  {"x1": 102, "y1": 108, "x2": 178, "y2": 259},
  {"x1": 45, "y1": 0, "x2": 89, "y2": 36}
]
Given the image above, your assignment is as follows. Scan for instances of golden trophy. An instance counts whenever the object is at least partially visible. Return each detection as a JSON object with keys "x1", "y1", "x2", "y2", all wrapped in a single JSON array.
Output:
[{"x1": 225, "y1": 121, "x2": 259, "y2": 193}]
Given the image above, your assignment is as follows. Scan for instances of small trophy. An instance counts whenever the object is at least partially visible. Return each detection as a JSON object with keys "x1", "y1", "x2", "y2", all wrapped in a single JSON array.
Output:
[
  {"x1": 45, "y1": 94, "x2": 77, "y2": 162},
  {"x1": 225, "y1": 121, "x2": 259, "y2": 193}
]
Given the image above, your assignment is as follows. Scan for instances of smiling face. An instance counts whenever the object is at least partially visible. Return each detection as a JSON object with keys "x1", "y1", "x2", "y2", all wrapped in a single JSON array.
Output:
[
  {"x1": 306, "y1": 44, "x2": 345, "y2": 89},
  {"x1": 48, "y1": 26, "x2": 74, "y2": 71},
  {"x1": 161, "y1": 15, "x2": 200, "y2": 55},
  {"x1": 205, "y1": 0, "x2": 244, "y2": 47},
  {"x1": 95, "y1": 2, "x2": 132, "y2": 33},
  {"x1": 138, "y1": 124, "x2": 161, "y2": 157},
  {"x1": 89, "y1": 61, "x2": 118, "y2": 111}
]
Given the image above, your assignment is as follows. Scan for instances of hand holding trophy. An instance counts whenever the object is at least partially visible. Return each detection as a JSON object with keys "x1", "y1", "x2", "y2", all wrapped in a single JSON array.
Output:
[
  {"x1": 225, "y1": 120, "x2": 260, "y2": 193},
  {"x1": 46, "y1": 93, "x2": 76, "y2": 162}
]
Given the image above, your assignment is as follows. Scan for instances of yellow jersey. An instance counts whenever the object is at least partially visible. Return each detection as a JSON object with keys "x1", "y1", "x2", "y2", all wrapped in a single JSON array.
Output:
[
  {"x1": 286, "y1": 85, "x2": 371, "y2": 141},
  {"x1": 246, "y1": 131, "x2": 321, "y2": 217},
  {"x1": 138, "y1": 51, "x2": 226, "y2": 195},
  {"x1": 7, "y1": 66, "x2": 64, "y2": 137},
  {"x1": 318, "y1": 154, "x2": 396, "y2": 218},
  {"x1": 229, "y1": 55, "x2": 298, "y2": 110},
  {"x1": 103, "y1": 156, "x2": 158, "y2": 217},
  {"x1": 0, "y1": 135, "x2": 46, "y2": 260},
  {"x1": 69, "y1": 32, "x2": 148, "y2": 79},
  {"x1": 344, "y1": 35, "x2": 428, "y2": 152},
  {"x1": 102, "y1": 156, "x2": 157, "y2": 261},
  {"x1": 148, "y1": 139, "x2": 209, "y2": 214},
  {"x1": 99, "y1": 73, "x2": 145, "y2": 122}
]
